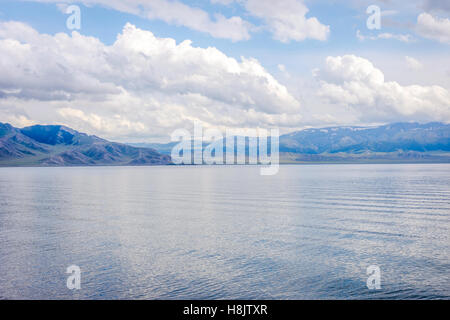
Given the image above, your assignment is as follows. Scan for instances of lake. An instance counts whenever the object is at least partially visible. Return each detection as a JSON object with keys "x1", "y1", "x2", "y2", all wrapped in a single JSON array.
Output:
[{"x1": 0, "y1": 164, "x2": 449, "y2": 299}]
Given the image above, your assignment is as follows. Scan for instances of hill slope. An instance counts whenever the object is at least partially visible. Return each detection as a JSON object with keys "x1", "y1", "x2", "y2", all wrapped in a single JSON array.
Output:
[{"x1": 0, "y1": 123, "x2": 171, "y2": 166}]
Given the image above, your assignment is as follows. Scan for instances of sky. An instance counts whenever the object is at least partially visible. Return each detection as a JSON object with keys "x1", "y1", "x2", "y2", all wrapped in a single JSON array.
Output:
[{"x1": 0, "y1": 0, "x2": 449, "y2": 142}]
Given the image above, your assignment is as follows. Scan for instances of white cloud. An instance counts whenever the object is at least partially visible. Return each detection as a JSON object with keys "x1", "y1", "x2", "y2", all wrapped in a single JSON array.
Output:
[
  {"x1": 0, "y1": 21, "x2": 301, "y2": 140},
  {"x1": 25, "y1": 0, "x2": 253, "y2": 41},
  {"x1": 315, "y1": 55, "x2": 450, "y2": 123},
  {"x1": 405, "y1": 56, "x2": 423, "y2": 70},
  {"x1": 211, "y1": 0, "x2": 330, "y2": 42},
  {"x1": 356, "y1": 30, "x2": 414, "y2": 43},
  {"x1": 30, "y1": 0, "x2": 328, "y2": 43},
  {"x1": 416, "y1": 12, "x2": 450, "y2": 44},
  {"x1": 244, "y1": 0, "x2": 329, "y2": 42}
]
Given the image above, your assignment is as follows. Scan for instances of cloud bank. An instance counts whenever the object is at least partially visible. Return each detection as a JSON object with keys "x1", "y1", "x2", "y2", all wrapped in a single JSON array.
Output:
[
  {"x1": 0, "y1": 21, "x2": 448, "y2": 141},
  {"x1": 0, "y1": 21, "x2": 301, "y2": 140}
]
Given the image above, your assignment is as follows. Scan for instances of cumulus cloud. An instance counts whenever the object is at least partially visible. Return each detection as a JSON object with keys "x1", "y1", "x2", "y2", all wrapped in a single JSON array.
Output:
[
  {"x1": 0, "y1": 21, "x2": 301, "y2": 140},
  {"x1": 244, "y1": 0, "x2": 329, "y2": 42},
  {"x1": 315, "y1": 55, "x2": 450, "y2": 123},
  {"x1": 416, "y1": 12, "x2": 450, "y2": 44}
]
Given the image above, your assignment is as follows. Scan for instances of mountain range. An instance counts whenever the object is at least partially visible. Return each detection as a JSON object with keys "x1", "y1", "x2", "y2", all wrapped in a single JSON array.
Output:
[
  {"x1": 278, "y1": 122, "x2": 450, "y2": 163},
  {"x1": 1, "y1": 122, "x2": 449, "y2": 166},
  {"x1": 132, "y1": 122, "x2": 450, "y2": 163},
  {"x1": 0, "y1": 123, "x2": 171, "y2": 166}
]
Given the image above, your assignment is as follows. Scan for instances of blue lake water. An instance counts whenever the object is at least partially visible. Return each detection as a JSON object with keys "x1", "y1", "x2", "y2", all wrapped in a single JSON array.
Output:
[{"x1": 0, "y1": 164, "x2": 449, "y2": 299}]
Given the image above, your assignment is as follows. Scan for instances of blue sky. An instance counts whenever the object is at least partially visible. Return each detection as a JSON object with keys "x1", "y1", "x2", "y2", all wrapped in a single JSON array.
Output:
[
  {"x1": 0, "y1": 0, "x2": 449, "y2": 141},
  {"x1": 2, "y1": 1, "x2": 445, "y2": 61}
]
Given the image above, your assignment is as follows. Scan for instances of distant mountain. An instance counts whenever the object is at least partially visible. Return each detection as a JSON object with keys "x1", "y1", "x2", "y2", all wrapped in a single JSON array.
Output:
[
  {"x1": 0, "y1": 123, "x2": 171, "y2": 166},
  {"x1": 131, "y1": 122, "x2": 450, "y2": 163},
  {"x1": 129, "y1": 142, "x2": 179, "y2": 155},
  {"x1": 279, "y1": 122, "x2": 450, "y2": 163},
  {"x1": 280, "y1": 122, "x2": 450, "y2": 153}
]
